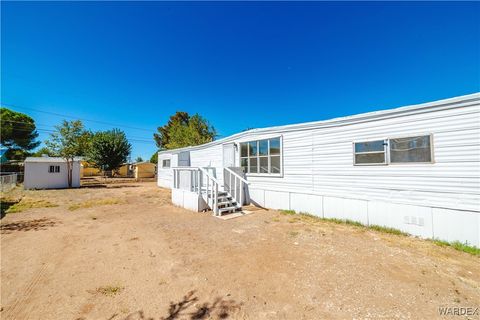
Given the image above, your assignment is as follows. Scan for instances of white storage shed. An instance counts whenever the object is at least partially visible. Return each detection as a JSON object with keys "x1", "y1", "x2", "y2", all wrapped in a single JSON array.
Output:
[{"x1": 24, "y1": 157, "x2": 81, "y2": 189}]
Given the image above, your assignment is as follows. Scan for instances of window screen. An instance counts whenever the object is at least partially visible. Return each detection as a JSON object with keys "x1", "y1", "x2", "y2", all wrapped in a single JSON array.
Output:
[{"x1": 390, "y1": 135, "x2": 432, "y2": 163}]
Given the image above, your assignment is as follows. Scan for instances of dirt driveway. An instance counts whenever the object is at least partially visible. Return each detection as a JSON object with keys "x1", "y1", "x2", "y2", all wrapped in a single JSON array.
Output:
[{"x1": 1, "y1": 182, "x2": 479, "y2": 319}]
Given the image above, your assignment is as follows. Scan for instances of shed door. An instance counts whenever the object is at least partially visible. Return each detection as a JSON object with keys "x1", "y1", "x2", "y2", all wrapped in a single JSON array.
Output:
[
  {"x1": 223, "y1": 143, "x2": 235, "y2": 168},
  {"x1": 178, "y1": 151, "x2": 190, "y2": 167}
]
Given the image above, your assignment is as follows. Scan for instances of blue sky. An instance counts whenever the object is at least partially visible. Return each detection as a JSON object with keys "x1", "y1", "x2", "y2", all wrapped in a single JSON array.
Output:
[{"x1": 2, "y1": 1, "x2": 479, "y2": 160}]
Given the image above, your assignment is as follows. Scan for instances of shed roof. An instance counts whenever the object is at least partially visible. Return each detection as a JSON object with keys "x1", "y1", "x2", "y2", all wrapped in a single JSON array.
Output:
[{"x1": 24, "y1": 157, "x2": 82, "y2": 163}]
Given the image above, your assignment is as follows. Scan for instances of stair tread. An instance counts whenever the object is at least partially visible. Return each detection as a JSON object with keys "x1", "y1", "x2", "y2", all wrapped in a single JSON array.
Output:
[{"x1": 219, "y1": 205, "x2": 241, "y2": 212}]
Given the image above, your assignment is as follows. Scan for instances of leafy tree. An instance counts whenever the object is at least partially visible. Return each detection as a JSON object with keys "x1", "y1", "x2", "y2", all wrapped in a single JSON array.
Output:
[
  {"x1": 0, "y1": 108, "x2": 40, "y2": 160},
  {"x1": 45, "y1": 120, "x2": 91, "y2": 187},
  {"x1": 135, "y1": 156, "x2": 143, "y2": 163},
  {"x1": 150, "y1": 151, "x2": 158, "y2": 164},
  {"x1": 87, "y1": 129, "x2": 131, "y2": 173},
  {"x1": 154, "y1": 112, "x2": 216, "y2": 150},
  {"x1": 32, "y1": 147, "x2": 55, "y2": 157}
]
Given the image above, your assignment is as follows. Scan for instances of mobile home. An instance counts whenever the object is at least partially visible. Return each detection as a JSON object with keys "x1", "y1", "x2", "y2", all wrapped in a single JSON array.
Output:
[{"x1": 157, "y1": 93, "x2": 480, "y2": 246}]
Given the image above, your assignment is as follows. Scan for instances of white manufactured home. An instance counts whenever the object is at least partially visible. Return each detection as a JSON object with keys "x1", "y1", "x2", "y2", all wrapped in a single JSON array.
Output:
[
  {"x1": 24, "y1": 157, "x2": 81, "y2": 189},
  {"x1": 157, "y1": 93, "x2": 480, "y2": 246}
]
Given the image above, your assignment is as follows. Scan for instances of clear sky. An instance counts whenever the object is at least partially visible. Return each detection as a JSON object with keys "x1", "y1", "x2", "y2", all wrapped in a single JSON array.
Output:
[{"x1": 2, "y1": 1, "x2": 479, "y2": 160}]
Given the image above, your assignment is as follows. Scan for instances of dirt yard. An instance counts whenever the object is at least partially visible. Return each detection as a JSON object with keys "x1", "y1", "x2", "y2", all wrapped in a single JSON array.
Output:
[{"x1": 1, "y1": 182, "x2": 479, "y2": 319}]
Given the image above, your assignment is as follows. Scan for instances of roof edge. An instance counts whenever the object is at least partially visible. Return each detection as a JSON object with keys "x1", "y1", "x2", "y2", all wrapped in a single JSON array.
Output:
[{"x1": 158, "y1": 92, "x2": 480, "y2": 155}]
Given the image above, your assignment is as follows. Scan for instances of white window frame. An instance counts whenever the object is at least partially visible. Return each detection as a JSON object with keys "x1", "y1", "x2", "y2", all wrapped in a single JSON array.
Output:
[
  {"x1": 353, "y1": 134, "x2": 435, "y2": 166},
  {"x1": 48, "y1": 165, "x2": 61, "y2": 173},
  {"x1": 239, "y1": 136, "x2": 283, "y2": 177},
  {"x1": 353, "y1": 139, "x2": 388, "y2": 166},
  {"x1": 162, "y1": 159, "x2": 171, "y2": 168}
]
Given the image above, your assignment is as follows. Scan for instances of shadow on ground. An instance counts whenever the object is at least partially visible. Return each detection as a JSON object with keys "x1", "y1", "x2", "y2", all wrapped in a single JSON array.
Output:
[
  {"x1": 1, "y1": 200, "x2": 19, "y2": 219},
  {"x1": 0, "y1": 218, "x2": 58, "y2": 234},
  {"x1": 81, "y1": 184, "x2": 141, "y2": 189},
  {"x1": 117, "y1": 290, "x2": 242, "y2": 320}
]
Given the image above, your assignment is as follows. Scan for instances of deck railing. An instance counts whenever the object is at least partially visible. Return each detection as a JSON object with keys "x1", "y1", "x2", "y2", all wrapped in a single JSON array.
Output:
[
  {"x1": 172, "y1": 167, "x2": 221, "y2": 215},
  {"x1": 223, "y1": 167, "x2": 249, "y2": 207}
]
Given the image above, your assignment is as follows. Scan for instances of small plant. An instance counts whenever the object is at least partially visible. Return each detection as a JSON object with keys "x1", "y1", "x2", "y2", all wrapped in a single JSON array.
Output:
[
  {"x1": 288, "y1": 231, "x2": 299, "y2": 237},
  {"x1": 96, "y1": 285, "x2": 123, "y2": 296}
]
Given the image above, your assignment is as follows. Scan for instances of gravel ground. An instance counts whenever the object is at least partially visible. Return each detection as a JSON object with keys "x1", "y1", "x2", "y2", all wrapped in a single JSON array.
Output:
[{"x1": 1, "y1": 182, "x2": 479, "y2": 320}]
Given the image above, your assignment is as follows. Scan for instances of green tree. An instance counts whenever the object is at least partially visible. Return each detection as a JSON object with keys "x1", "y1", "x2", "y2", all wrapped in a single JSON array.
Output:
[
  {"x1": 150, "y1": 151, "x2": 158, "y2": 164},
  {"x1": 0, "y1": 107, "x2": 40, "y2": 160},
  {"x1": 87, "y1": 129, "x2": 131, "y2": 173},
  {"x1": 135, "y1": 156, "x2": 143, "y2": 163},
  {"x1": 154, "y1": 112, "x2": 216, "y2": 150},
  {"x1": 45, "y1": 120, "x2": 91, "y2": 187},
  {"x1": 32, "y1": 147, "x2": 55, "y2": 157}
]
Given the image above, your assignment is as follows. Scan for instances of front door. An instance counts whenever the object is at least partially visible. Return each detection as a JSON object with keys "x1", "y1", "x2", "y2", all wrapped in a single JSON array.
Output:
[{"x1": 223, "y1": 143, "x2": 235, "y2": 168}]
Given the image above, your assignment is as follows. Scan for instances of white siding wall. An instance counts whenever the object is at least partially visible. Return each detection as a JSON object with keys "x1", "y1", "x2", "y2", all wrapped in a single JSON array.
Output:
[
  {"x1": 157, "y1": 95, "x2": 480, "y2": 245},
  {"x1": 157, "y1": 153, "x2": 177, "y2": 188},
  {"x1": 24, "y1": 161, "x2": 81, "y2": 189}
]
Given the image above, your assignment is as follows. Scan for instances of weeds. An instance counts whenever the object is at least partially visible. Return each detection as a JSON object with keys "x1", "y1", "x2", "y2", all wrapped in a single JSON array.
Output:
[
  {"x1": 432, "y1": 240, "x2": 480, "y2": 256},
  {"x1": 6, "y1": 199, "x2": 58, "y2": 213},
  {"x1": 278, "y1": 209, "x2": 480, "y2": 256},
  {"x1": 68, "y1": 198, "x2": 124, "y2": 211},
  {"x1": 279, "y1": 209, "x2": 296, "y2": 215},
  {"x1": 369, "y1": 224, "x2": 409, "y2": 236},
  {"x1": 96, "y1": 285, "x2": 123, "y2": 296}
]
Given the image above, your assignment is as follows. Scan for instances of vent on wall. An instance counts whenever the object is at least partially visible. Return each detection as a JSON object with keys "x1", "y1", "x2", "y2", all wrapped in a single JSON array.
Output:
[{"x1": 404, "y1": 216, "x2": 425, "y2": 226}]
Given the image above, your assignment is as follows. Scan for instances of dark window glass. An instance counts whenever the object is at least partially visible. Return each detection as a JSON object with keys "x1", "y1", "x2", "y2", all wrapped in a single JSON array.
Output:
[
  {"x1": 55, "y1": 166, "x2": 60, "y2": 173},
  {"x1": 249, "y1": 157, "x2": 258, "y2": 173},
  {"x1": 258, "y1": 140, "x2": 268, "y2": 156},
  {"x1": 269, "y1": 138, "x2": 280, "y2": 155},
  {"x1": 390, "y1": 135, "x2": 432, "y2": 163},
  {"x1": 355, "y1": 153, "x2": 385, "y2": 164},
  {"x1": 354, "y1": 140, "x2": 385, "y2": 153},
  {"x1": 240, "y1": 158, "x2": 248, "y2": 172},
  {"x1": 240, "y1": 143, "x2": 248, "y2": 157},
  {"x1": 49, "y1": 165, "x2": 55, "y2": 173},
  {"x1": 259, "y1": 156, "x2": 268, "y2": 173},
  {"x1": 270, "y1": 156, "x2": 281, "y2": 173},
  {"x1": 249, "y1": 141, "x2": 258, "y2": 156}
]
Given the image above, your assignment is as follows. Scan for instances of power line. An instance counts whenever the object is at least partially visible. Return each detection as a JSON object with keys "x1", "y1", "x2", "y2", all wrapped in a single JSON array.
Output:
[
  {"x1": 1, "y1": 102, "x2": 155, "y2": 133},
  {"x1": 1, "y1": 119, "x2": 154, "y2": 143},
  {"x1": 1, "y1": 125, "x2": 154, "y2": 144}
]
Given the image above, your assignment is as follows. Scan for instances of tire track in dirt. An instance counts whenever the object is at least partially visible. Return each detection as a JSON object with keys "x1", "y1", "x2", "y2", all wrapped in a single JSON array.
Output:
[{"x1": 2, "y1": 233, "x2": 75, "y2": 320}]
